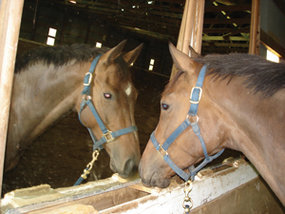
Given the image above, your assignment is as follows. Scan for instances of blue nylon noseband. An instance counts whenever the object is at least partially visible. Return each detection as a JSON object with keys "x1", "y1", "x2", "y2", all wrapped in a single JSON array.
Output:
[
  {"x1": 151, "y1": 65, "x2": 224, "y2": 181},
  {"x1": 74, "y1": 55, "x2": 137, "y2": 185}
]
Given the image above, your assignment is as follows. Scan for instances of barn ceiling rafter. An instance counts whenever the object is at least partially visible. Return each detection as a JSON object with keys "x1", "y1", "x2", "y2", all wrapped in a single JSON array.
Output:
[{"x1": 28, "y1": 0, "x2": 253, "y2": 54}]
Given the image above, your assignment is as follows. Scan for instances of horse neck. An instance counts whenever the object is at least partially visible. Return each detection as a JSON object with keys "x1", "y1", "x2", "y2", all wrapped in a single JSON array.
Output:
[
  {"x1": 8, "y1": 60, "x2": 90, "y2": 147},
  {"x1": 204, "y1": 76, "x2": 285, "y2": 204}
]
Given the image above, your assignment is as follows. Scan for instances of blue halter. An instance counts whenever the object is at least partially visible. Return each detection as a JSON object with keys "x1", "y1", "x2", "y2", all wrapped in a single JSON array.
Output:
[
  {"x1": 78, "y1": 54, "x2": 137, "y2": 151},
  {"x1": 151, "y1": 65, "x2": 224, "y2": 181},
  {"x1": 74, "y1": 55, "x2": 137, "y2": 185}
]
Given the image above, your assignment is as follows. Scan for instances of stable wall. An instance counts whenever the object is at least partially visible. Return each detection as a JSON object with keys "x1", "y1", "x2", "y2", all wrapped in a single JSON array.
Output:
[{"x1": 260, "y1": 0, "x2": 285, "y2": 57}]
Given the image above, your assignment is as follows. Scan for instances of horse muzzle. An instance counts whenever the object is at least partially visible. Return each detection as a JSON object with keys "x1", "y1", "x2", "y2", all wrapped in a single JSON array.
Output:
[
  {"x1": 139, "y1": 161, "x2": 171, "y2": 188},
  {"x1": 110, "y1": 156, "x2": 139, "y2": 178}
]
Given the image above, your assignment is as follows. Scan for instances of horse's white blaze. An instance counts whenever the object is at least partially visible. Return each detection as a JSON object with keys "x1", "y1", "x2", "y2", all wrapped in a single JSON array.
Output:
[{"x1": 125, "y1": 82, "x2": 132, "y2": 96}]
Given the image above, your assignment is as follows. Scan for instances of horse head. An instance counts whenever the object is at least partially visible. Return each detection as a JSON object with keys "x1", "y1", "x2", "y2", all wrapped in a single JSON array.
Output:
[
  {"x1": 139, "y1": 43, "x2": 225, "y2": 187},
  {"x1": 76, "y1": 41, "x2": 143, "y2": 178}
]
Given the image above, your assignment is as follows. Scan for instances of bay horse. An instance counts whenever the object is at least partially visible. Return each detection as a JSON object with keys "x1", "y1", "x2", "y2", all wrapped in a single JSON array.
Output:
[
  {"x1": 139, "y1": 43, "x2": 285, "y2": 205},
  {"x1": 6, "y1": 40, "x2": 143, "y2": 179}
]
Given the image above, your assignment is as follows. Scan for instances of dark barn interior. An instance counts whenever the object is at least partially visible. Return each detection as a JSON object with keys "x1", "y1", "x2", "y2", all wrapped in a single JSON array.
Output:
[{"x1": 2, "y1": 0, "x2": 279, "y2": 195}]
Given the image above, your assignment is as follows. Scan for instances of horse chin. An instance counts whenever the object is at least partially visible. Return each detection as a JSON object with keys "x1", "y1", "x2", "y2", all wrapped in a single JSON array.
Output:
[
  {"x1": 110, "y1": 158, "x2": 138, "y2": 178},
  {"x1": 139, "y1": 164, "x2": 171, "y2": 188},
  {"x1": 141, "y1": 172, "x2": 171, "y2": 188}
]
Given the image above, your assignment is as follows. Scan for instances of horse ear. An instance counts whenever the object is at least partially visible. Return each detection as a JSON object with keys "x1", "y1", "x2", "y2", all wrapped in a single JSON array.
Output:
[
  {"x1": 189, "y1": 45, "x2": 200, "y2": 58},
  {"x1": 123, "y1": 43, "x2": 143, "y2": 66},
  {"x1": 103, "y1": 40, "x2": 127, "y2": 64},
  {"x1": 169, "y1": 42, "x2": 196, "y2": 73}
]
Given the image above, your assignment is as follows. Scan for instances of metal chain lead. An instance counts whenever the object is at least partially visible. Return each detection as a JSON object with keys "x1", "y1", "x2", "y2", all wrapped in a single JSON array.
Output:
[
  {"x1": 182, "y1": 180, "x2": 193, "y2": 214},
  {"x1": 80, "y1": 149, "x2": 100, "y2": 179}
]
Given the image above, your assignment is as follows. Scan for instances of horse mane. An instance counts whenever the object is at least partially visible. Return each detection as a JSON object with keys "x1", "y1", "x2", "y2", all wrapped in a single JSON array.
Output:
[
  {"x1": 15, "y1": 44, "x2": 108, "y2": 73},
  {"x1": 193, "y1": 53, "x2": 285, "y2": 97}
]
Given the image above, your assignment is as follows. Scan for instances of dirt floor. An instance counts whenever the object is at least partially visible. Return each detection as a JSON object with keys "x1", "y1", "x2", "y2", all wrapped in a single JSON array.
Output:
[{"x1": 2, "y1": 68, "x2": 242, "y2": 196}]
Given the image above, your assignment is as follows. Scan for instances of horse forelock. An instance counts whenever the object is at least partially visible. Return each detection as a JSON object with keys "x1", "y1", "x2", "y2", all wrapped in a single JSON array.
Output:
[
  {"x1": 15, "y1": 44, "x2": 107, "y2": 73},
  {"x1": 193, "y1": 53, "x2": 285, "y2": 97}
]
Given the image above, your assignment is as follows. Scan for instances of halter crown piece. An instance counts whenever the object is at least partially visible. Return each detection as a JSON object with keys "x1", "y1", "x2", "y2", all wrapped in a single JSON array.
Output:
[
  {"x1": 151, "y1": 65, "x2": 224, "y2": 181},
  {"x1": 74, "y1": 55, "x2": 137, "y2": 185}
]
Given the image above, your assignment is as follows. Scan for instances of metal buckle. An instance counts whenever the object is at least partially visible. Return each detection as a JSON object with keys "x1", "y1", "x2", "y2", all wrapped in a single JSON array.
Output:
[
  {"x1": 83, "y1": 72, "x2": 93, "y2": 86},
  {"x1": 158, "y1": 145, "x2": 168, "y2": 157},
  {"x1": 103, "y1": 130, "x2": 114, "y2": 143},
  {"x1": 190, "y1": 87, "x2": 202, "y2": 104}
]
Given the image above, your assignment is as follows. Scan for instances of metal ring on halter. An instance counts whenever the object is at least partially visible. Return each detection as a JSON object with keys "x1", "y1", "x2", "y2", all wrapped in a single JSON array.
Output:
[
  {"x1": 186, "y1": 114, "x2": 199, "y2": 123},
  {"x1": 82, "y1": 94, "x2": 92, "y2": 101}
]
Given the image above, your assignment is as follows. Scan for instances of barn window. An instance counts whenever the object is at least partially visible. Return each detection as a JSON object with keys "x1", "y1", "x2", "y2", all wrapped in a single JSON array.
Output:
[
  {"x1": 266, "y1": 49, "x2": 280, "y2": 63},
  {"x1": 46, "y1": 27, "x2": 57, "y2": 46},
  {"x1": 96, "y1": 42, "x2": 102, "y2": 48},
  {"x1": 148, "y1": 58, "x2": 155, "y2": 71},
  {"x1": 46, "y1": 37, "x2": 55, "y2": 46},
  {"x1": 48, "y1": 28, "x2": 57, "y2": 37}
]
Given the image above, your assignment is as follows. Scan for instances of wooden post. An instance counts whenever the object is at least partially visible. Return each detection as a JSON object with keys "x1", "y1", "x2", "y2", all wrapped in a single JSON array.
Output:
[
  {"x1": 249, "y1": 0, "x2": 260, "y2": 55},
  {"x1": 170, "y1": 0, "x2": 205, "y2": 79},
  {"x1": 0, "y1": 0, "x2": 24, "y2": 195}
]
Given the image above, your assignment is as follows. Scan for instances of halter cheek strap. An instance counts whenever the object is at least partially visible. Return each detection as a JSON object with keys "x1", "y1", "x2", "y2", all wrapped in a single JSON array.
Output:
[{"x1": 151, "y1": 65, "x2": 224, "y2": 181}]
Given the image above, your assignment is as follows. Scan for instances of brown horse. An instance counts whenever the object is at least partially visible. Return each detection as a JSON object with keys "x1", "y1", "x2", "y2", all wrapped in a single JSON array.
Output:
[
  {"x1": 6, "y1": 40, "x2": 142, "y2": 178},
  {"x1": 139, "y1": 43, "x2": 285, "y2": 205}
]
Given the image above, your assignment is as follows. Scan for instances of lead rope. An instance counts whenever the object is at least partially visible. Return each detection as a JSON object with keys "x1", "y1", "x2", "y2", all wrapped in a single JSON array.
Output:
[
  {"x1": 182, "y1": 180, "x2": 193, "y2": 214},
  {"x1": 74, "y1": 149, "x2": 100, "y2": 186}
]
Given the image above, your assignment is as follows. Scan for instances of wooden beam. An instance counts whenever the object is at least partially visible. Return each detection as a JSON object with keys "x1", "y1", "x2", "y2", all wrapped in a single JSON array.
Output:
[
  {"x1": 205, "y1": 4, "x2": 251, "y2": 12},
  {"x1": 119, "y1": 25, "x2": 174, "y2": 41},
  {"x1": 0, "y1": 0, "x2": 24, "y2": 195},
  {"x1": 203, "y1": 35, "x2": 249, "y2": 41},
  {"x1": 249, "y1": 0, "x2": 260, "y2": 54},
  {"x1": 204, "y1": 17, "x2": 250, "y2": 25},
  {"x1": 202, "y1": 42, "x2": 249, "y2": 48},
  {"x1": 203, "y1": 27, "x2": 250, "y2": 34},
  {"x1": 171, "y1": 0, "x2": 205, "y2": 79}
]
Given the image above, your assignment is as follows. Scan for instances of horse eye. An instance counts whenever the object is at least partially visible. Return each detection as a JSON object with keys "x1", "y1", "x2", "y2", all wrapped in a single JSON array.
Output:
[
  {"x1": 104, "y1": 93, "x2": 112, "y2": 99},
  {"x1": 161, "y1": 103, "x2": 169, "y2": 110}
]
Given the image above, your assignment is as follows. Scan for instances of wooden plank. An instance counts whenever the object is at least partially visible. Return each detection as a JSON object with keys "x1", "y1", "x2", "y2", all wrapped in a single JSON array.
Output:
[
  {"x1": 249, "y1": 0, "x2": 260, "y2": 54},
  {"x1": 194, "y1": 0, "x2": 205, "y2": 54},
  {"x1": 171, "y1": 0, "x2": 205, "y2": 79},
  {"x1": 203, "y1": 35, "x2": 249, "y2": 41},
  {"x1": 205, "y1": 4, "x2": 251, "y2": 12},
  {"x1": 204, "y1": 17, "x2": 250, "y2": 25},
  {"x1": 0, "y1": 0, "x2": 24, "y2": 195},
  {"x1": 203, "y1": 27, "x2": 250, "y2": 34},
  {"x1": 3, "y1": 160, "x2": 282, "y2": 213},
  {"x1": 191, "y1": 178, "x2": 284, "y2": 214},
  {"x1": 102, "y1": 161, "x2": 262, "y2": 213}
]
